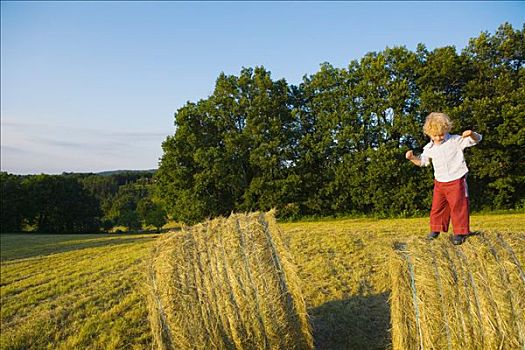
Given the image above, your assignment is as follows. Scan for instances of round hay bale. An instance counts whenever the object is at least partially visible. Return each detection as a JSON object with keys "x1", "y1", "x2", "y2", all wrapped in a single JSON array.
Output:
[
  {"x1": 390, "y1": 232, "x2": 525, "y2": 350},
  {"x1": 147, "y1": 211, "x2": 314, "y2": 350}
]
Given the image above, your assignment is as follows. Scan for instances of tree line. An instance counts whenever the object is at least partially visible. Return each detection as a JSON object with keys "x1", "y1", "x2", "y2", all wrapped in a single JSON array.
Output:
[
  {"x1": 156, "y1": 23, "x2": 524, "y2": 224},
  {"x1": 0, "y1": 171, "x2": 166, "y2": 233},
  {"x1": 1, "y1": 23, "x2": 523, "y2": 231}
]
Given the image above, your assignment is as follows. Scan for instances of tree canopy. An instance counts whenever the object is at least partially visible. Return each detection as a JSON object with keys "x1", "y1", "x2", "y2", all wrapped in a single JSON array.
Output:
[
  {"x1": 156, "y1": 23, "x2": 524, "y2": 224},
  {"x1": 1, "y1": 23, "x2": 522, "y2": 231},
  {"x1": 0, "y1": 171, "x2": 161, "y2": 233}
]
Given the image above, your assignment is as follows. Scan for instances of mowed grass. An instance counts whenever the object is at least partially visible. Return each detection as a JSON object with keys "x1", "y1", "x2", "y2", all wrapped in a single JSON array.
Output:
[
  {"x1": 0, "y1": 234, "x2": 158, "y2": 350},
  {"x1": 279, "y1": 213, "x2": 525, "y2": 350},
  {"x1": 1, "y1": 212, "x2": 524, "y2": 350}
]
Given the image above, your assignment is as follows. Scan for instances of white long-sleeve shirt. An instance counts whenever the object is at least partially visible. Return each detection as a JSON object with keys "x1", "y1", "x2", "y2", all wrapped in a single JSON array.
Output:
[{"x1": 420, "y1": 132, "x2": 482, "y2": 182}]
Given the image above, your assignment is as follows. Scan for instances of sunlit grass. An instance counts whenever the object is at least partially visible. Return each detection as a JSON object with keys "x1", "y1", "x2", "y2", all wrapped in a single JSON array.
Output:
[
  {"x1": 1, "y1": 213, "x2": 523, "y2": 349},
  {"x1": 0, "y1": 234, "x2": 157, "y2": 350},
  {"x1": 280, "y1": 213, "x2": 525, "y2": 349}
]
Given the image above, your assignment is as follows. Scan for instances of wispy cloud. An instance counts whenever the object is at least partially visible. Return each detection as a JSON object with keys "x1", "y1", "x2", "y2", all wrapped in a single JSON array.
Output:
[
  {"x1": 1, "y1": 118, "x2": 170, "y2": 174},
  {"x1": 0, "y1": 145, "x2": 34, "y2": 155},
  {"x1": 3, "y1": 119, "x2": 168, "y2": 139}
]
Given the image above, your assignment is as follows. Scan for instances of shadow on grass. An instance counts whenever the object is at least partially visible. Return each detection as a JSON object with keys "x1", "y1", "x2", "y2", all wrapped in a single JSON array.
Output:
[
  {"x1": 309, "y1": 292, "x2": 391, "y2": 350},
  {"x1": 0, "y1": 234, "x2": 159, "y2": 262}
]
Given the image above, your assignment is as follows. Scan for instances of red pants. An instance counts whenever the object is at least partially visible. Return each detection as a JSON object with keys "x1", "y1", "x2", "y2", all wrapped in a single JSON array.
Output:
[{"x1": 430, "y1": 176, "x2": 470, "y2": 235}]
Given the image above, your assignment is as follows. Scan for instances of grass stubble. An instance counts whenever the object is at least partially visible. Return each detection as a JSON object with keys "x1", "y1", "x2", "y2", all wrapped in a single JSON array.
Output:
[
  {"x1": 281, "y1": 213, "x2": 524, "y2": 350},
  {"x1": 0, "y1": 234, "x2": 157, "y2": 350},
  {"x1": 1, "y1": 212, "x2": 523, "y2": 349}
]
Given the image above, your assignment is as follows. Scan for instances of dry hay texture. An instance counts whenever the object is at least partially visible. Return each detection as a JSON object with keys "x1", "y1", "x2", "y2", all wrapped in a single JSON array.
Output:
[
  {"x1": 390, "y1": 232, "x2": 525, "y2": 350},
  {"x1": 147, "y1": 211, "x2": 314, "y2": 350}
]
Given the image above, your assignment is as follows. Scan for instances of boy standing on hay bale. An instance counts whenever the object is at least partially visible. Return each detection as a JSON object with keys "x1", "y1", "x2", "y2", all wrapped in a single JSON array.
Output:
[{"x1": 405, "y1": 112, "x2": 482, "y2": 245}]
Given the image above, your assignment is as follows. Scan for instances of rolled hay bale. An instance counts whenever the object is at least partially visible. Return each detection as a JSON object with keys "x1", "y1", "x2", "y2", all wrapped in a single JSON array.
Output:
[
  {"x1": 390, "y1": 232, "x2": 525, "y2": 350},
  {"x1": 147, "y1": 211, "x2": 314, "y2": 350}
]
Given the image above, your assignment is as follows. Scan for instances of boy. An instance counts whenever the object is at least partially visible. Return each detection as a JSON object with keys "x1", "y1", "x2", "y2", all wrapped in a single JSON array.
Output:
[{"x1": 405, "y1": 112, "x2": 482, "y2": 245}]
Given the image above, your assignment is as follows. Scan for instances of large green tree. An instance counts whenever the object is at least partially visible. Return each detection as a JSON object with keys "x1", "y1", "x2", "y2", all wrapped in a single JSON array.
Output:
[
  {"x1": 157, "y1": 67, "x2": 300, "y2": 223},
  {"x1": 108, "y1": 178, "x2": 150, "y2": 230},
  {"x1": 0, "y1": 172, "x2": 27, "y2": 232},
  {"x1": 137, "y1": 198, "x2": 167, "y2": 231},
  {"x1": 156, "y1": 23, "x2": 524, "y2": 223},
  {"x1": 455, "y1": 23, "x2": 525, "y2": 209},
  {"x1": 24, "y1": 175, "x2": 101, "y2": 233}
]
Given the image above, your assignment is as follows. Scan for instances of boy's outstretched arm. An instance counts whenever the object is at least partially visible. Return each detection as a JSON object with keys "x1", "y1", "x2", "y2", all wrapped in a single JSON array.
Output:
[
  {"x1": 405, "y1": 150, "x2": 422, "y2": 166},
  {"x1": 462, "y1": 130, "x2": 481, "y2": 142}
]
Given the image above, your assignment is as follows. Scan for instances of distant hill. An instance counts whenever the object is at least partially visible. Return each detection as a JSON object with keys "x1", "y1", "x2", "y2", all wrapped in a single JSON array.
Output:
[{"x1": 96, "y1": 169, "x2": 157, "y2": 176}]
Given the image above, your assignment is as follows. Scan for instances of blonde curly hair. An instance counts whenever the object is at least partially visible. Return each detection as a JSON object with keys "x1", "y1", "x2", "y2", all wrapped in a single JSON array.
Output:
[{"x1": 423, "y1": 112, "x2": 453, "y2": 136}]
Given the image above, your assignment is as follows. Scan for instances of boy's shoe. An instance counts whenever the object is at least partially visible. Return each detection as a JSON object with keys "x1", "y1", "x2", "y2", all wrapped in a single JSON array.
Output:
[
  {"x1": 427, "y1": 231, "x2": 440, "y2": 240},
  {"x1": 452, "y1": 234, "x2": 467, "y2": 245}
]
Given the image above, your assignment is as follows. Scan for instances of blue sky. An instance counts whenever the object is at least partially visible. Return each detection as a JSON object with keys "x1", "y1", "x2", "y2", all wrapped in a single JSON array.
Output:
[{"x1": 1, "y1": 1, "x2": 523, "y2": 174}]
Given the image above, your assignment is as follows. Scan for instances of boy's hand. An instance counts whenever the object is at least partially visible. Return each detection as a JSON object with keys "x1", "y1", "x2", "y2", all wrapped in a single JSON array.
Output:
[
  {"x1": 405, "y1": 150, "x2": 421, "y2": 166},
  {"x1": 462, "y1": 130, "x2": 473, "y2": 138},
  {"x1": 406, "y1": 150, "x2": 422, "y2": 166},
  {"x1": 462, "y1": 129, "x2": 481, "y2": 142}
]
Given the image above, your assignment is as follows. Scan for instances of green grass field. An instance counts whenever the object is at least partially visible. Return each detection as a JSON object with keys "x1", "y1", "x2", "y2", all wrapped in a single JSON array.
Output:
[
  {"x1": 1, "y1": 213, "x2": 524, "y2": 350},
  {"x1": 0, "y1": 234, "x2": 156, "y2": 350}
]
